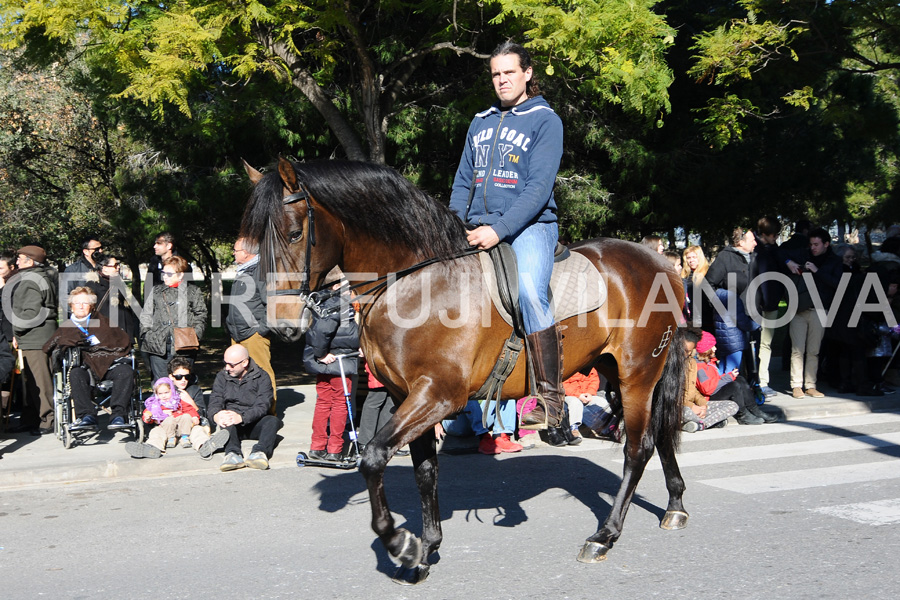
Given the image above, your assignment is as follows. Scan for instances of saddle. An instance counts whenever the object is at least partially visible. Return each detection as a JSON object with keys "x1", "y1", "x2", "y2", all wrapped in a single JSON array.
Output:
[
  {"x1": 478, "y1": 243, "x2": 606, "y2": 329},
  {"x1": 472, "y1": 243, "x2": 607, "y2": 427}
]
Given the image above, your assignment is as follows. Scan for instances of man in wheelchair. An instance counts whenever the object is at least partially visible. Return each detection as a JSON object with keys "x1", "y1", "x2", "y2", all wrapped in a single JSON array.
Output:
[{"x1": 43, "y1": 286, "x2": 134, "y2": 431}]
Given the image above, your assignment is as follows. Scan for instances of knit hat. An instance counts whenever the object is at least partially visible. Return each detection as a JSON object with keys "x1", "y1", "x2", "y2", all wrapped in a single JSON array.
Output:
[
  {"x1": 16, "y1": 245, "x2": 46, "y2": 264},
  {"x1": 696, "y1": 331, "x2": 717, "y2": 354}
]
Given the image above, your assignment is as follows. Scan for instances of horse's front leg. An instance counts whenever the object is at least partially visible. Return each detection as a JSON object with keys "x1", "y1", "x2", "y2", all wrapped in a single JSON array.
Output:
[
  {"x1": 579, "y1": 385, "x2": 656, "y2": 563},
  {"x1": 357, "y1": 378, "x2": 459, "y2": 584}
]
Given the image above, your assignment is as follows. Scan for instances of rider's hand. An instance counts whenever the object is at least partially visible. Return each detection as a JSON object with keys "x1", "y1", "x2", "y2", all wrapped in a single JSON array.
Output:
[{"x1": 466, "y1": 226, "x2": 500, "y2": 250}]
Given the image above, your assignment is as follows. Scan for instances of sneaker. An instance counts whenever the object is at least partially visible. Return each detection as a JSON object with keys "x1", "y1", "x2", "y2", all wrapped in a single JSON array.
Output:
[
  {"x1": 125, "y1": 442, "x2": 162, "y2": 459},
  {"x1": 220, "y1": 452, "x2": 246, "y2": 472},
  {"x1": 167, "y1": 436, "x2": 177, "y2": 448},
  {"x1": 108, "y1": 416, "x2": 129, "y2": 430},
  {"x1": 71, "y1": 415, "x2": 98, "y2": 431},
  {"x1": 805, "y1": 388, "x2": 825, "y2": 398},
  {"x1": 478, "y1": 433, "x2": 502, "y2": 455},
  {"x1": 180, "y1": 435, "x2": 192, "y2": 449},
  {"x1": 244, "y1": 451, "x2": 269, "y2": 470},
  {"x1": 325, "y1": 452, "x2": 343, "y2": 461},
  {"x1": 494, "y1": 433, "x2": 523, "y2": 453},
  {"x1": 709, "y1": 420, "x2": 727, "y2": 429},
  {"x1": 760, "y1": 386, "x2": 777, "y2": 398},
  {"x1": 308, "y1": 449, "x2": 328, "y2": 460},
  {"x1": 792, "y1": 387, "x2": 804, "y2": 399},
  {"x1": 681, "y1": 421, "x2": 700, "y2": 433},
  {"x1": 197, "y1": 429, "x2": 229, "y2": 459}
]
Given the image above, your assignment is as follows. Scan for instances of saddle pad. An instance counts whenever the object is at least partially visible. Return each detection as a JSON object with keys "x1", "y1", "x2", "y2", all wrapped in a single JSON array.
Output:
[{"x1": 479, "y1": 250, "x2": 606, "y2": 327}]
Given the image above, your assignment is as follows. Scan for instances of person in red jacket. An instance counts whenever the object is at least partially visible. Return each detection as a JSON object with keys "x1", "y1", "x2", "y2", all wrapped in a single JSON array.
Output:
[{"x1": 694, "y1": 332, "x2": 776, "y2": 426}]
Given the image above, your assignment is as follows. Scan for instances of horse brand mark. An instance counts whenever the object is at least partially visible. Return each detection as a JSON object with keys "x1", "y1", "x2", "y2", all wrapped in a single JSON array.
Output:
[{"x1": 651, "y1": 325, "x2": 673, "y2": 358}]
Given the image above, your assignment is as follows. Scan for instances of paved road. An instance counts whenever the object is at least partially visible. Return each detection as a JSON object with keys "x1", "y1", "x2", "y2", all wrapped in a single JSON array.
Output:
[{"x1": 2, "y1": 410, "x2": 899, "y2": 599}]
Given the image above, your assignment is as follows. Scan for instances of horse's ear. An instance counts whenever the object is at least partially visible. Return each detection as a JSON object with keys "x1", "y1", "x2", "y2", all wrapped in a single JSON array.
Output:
[
  {"x1": 243, "y1": 159, "x2": 263, "y2": 185},
  {"x1": 277, "y1": 156, "x2": 301, "y2": 192}
]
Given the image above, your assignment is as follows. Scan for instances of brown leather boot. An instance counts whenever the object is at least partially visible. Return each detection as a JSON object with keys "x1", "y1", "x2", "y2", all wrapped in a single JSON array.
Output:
[{"x1": 519, "y1": 324, "x2": 564, "y2": 430}]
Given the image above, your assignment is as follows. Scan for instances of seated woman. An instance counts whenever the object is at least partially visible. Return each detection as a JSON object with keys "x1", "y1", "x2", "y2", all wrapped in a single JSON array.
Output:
[
  {"x1": 681, "y1": 329, "x2": 737, "y2": 432},
  {"x1": 167, "y1": 356, "x2": 206, "y2": 424},
  {"x1": 693, "y1": 331, "x2": 776, "y2": 426},
  {"x1": 42, "y1": 286, "x2": 133, "y2": 430}
]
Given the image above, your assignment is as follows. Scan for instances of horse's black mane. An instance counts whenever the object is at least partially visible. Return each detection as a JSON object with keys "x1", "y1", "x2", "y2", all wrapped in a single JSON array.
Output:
[{"x1": 241, "y1": 160, "x2": 470, "y2": 260}]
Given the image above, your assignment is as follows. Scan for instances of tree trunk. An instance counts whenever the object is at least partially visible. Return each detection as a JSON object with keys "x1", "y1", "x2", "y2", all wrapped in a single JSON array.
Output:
[{"x1": 256, "y1": 28, "x2": 368, "y2": 162}]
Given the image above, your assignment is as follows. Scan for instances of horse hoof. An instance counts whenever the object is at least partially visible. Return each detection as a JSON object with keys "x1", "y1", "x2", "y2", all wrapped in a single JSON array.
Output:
[
  {"x1": 392, "y1": 563, "x2": 430, "y2": 585},
  {"x1": 576, "y1": 541, "x2": 610, "y2": 563},
  {"x1": 660, "y1": 510, "x2": 689, "y2": 530},
  {"x1": 389, "y1": 528, "x2": 422, "y2": 569}
]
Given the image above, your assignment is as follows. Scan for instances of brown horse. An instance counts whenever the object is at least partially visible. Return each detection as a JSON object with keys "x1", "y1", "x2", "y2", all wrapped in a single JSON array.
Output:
[{"x1": 241, "y1": 157, "x2": 689, "y2": 583}]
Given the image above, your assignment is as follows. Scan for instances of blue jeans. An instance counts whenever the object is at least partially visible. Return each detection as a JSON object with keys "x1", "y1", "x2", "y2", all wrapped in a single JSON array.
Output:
[
  {"x1": 510, "y1": 221, "x2": 558, "y2": 334},
  {"x1": 442, "y1": 399, "x2": 517, "y2": 436}
]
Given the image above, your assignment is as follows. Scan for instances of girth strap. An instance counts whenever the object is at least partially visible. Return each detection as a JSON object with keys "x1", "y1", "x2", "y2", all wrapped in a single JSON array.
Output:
[{"x1": 473, "y1": 332, "x2": 524, "y2": 432}]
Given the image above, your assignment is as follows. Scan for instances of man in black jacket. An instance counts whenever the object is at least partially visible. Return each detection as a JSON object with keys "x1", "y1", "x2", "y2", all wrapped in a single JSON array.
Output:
[
  {"x1": 225, "y1": 237, "x2": 275, "y2": 412},
  {"x1": 62, "y1": 235, "x2": 103, "y2": 297},
  {"x1": 208, "y1": 344, "x2": 280, "y2": 471},
  {"x1": 752, "y1": 216, "x2": 787, "y2": 397},
  {"x1": 784, "y1": 227, "x2": 844, "y2": 399}
]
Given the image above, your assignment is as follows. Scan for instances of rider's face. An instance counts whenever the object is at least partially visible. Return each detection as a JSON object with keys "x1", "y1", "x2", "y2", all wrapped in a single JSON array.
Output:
[{"x1": 491, "y1": 54, "x2": 532, "y2": 108}]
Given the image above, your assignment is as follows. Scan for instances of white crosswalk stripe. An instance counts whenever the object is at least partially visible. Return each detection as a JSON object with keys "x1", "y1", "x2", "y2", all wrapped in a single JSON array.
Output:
[
  {"x1": 701, "y1": 461, "x2": 900, "y2": 494},
  {"x1": 638, "y1": 431, "x2": 900, "y2": 470},
  {"x1": 813, "y1": 498, "x2": 900, "y2": 526},
  {"x1": 588, "y1": 411, "x2": 900, "y2": 526}
]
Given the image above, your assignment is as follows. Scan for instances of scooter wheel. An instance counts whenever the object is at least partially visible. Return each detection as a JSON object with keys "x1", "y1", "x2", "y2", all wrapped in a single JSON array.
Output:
[{"x1": 296, "y1": 452, "x2": 308, "y2": 467}]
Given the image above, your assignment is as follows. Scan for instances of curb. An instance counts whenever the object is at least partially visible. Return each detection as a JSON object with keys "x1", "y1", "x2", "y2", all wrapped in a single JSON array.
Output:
[{"x1": 2, "y1": 384, "x2": 899, "y2": 490}]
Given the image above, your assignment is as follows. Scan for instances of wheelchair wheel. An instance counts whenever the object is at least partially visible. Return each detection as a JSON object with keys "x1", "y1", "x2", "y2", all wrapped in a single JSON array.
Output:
[
  {"x1": 135, "y1": 419, "x2": 145, "y2": 442},
  {"x1": 53, "y1": 372, "x2": 68, "y2": 441},
  {"x1": 62, "y1": 427, "x2": 73, "y2": 449}
]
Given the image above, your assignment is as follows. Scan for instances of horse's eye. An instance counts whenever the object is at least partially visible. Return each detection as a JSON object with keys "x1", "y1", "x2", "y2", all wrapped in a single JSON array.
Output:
[{"x1": 290, "y1": 230, "x2": 304, "y2": 243}]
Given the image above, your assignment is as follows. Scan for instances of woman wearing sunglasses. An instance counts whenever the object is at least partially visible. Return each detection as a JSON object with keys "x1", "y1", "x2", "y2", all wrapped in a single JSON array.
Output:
[
  {"x1": 139, "y1": 255, "x2": 207, "y2": 381},
  {"x1": 85, "y1": 255, "x2": 138, "y2": 344}
]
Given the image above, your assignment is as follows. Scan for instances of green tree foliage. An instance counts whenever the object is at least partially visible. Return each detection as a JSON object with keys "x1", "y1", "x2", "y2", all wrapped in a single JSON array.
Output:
[
  {"x1": 0, "y1": 0, "x2": 677, "y2": 163},
  {"x1": 3, "y1": 0, "x2": 900, "y2": 251},
  {"x1": 0, "y1": 51, "x2": 249, "y2": 294}
]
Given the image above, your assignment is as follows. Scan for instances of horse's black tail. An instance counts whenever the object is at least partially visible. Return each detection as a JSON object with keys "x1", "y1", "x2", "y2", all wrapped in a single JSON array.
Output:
[{"x1": 651, "y1": 326, "x2": 686, "y2": 455}]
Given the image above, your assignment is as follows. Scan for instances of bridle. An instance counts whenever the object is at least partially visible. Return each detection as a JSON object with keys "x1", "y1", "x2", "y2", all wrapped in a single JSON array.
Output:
[{"x1": 265, "y1": 184, "x2": 483, "y2": 320}]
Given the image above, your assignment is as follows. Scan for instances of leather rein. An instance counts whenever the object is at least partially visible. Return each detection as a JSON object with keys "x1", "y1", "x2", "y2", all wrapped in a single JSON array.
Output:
[{"x1": 266, "y1": 184, "x2": 483, "y2": 319}]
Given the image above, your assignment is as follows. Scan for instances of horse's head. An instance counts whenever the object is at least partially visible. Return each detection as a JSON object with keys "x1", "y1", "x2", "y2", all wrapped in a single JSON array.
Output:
[{"x1": 241, "y1": 157, "x2": 344, "y2": 342}]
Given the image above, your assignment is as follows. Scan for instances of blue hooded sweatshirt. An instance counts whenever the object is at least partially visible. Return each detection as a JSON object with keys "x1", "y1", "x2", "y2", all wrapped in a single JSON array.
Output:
[{"x1": 449, "y1": 95, "x2": 563, "y2": 241}]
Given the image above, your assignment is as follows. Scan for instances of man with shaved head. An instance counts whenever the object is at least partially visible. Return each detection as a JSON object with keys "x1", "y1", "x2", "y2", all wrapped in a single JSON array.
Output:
[{"x1": 208, "y1": 344, "x2": 280, "y2": 471}]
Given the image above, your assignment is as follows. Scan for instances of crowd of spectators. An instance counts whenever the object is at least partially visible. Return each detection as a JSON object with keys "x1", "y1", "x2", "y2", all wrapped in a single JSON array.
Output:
[
  {"x1": 678, "y1": 219, "x2": 900, "y2": 432},
  {"x1": 1, "y1": 218, "x2": 898, "y2": 462}
]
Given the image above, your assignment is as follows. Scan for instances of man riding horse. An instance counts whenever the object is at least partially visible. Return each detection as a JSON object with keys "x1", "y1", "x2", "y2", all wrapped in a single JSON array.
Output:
[{"x1": 449, "y1": 41, "x2": 565, "y2": 430}]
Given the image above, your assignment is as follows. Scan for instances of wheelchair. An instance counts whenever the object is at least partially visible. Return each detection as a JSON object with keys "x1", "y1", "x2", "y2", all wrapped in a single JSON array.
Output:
[{"x1": 52, "y1": 346, "x2": 144, "y2": 449}]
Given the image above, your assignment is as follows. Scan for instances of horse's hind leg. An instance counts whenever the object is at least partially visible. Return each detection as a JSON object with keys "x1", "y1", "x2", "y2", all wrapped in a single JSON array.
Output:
[
  {"x1": 578, "y1": 385, "x2": 656, "y2": 563},
  {"x1": 657, "y1": 437, "x2": 689, "y2": 530}
]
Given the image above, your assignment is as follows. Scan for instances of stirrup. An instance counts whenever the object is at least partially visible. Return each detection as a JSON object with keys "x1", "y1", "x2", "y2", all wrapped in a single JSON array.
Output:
[{"x1": 519, "y1": 394, "x2": 551, "y2": 431}]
